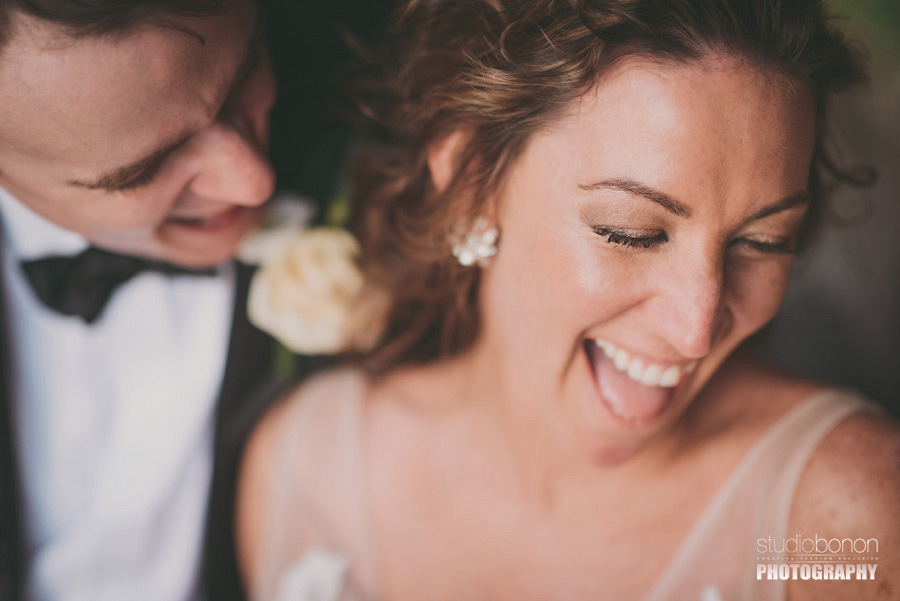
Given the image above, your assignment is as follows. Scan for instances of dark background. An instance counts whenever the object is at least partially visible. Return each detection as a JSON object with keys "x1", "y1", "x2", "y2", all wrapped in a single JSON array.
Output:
[{"x1": 260, "y1": 0, "x2": 396, "y2": 206}]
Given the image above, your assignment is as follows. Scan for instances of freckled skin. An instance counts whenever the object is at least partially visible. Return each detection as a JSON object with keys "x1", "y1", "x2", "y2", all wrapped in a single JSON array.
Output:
[
  {"x1": 0, "y1": 0, "x2": 276, "y2": 267},
  {"x1": 367, "y1": 56, "x2": 823, "y2": 598},
  {"x1": 240, "y1": 56, "x2": 900, "y2": 601},
  {"x1": 476, "y1": 57, "x2": 815, "y2": 460}
]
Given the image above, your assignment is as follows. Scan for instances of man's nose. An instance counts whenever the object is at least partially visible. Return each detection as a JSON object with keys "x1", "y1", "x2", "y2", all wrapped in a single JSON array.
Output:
[
  {"x1": 186, "y1": 121, "x2": 276, "y2": 207},
  {"x1": 658, "y1": 252, "x2": 727, "y2": 359}
]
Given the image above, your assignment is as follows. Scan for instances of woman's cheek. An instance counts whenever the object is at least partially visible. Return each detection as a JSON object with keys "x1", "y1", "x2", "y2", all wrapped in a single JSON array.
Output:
[{"x1": 728, "y1": 257, "x2": 796, "y2": 333}]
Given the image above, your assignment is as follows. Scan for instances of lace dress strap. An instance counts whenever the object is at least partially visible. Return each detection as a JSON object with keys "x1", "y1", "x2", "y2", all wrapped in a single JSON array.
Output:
[
  {"x1": 645, "y1": 388, "x2": 876, "y2": 601},
  {"x1": 252, "y1": 369, "x2": 378, "y2": 601}
]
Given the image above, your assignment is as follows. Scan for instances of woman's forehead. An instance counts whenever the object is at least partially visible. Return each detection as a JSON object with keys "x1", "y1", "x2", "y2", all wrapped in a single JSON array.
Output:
[
  {"x1": 543, "y1": 57, "x2": 814, "y2": 152},
  {"x1": 511, "y1": 59, "x2": 816, "y2": 209}
]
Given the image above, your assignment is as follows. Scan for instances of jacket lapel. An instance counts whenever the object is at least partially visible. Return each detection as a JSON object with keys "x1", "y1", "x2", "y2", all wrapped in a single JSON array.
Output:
[
  {"x1": 202, "y1": 261, "x2": 327, "y2": 601},
  {"x1": 202, "y1": 261, "x2": 277, "y2": 601},
  {"x1": 0, "y1": 232, "x2": 22, "y2": 601}
]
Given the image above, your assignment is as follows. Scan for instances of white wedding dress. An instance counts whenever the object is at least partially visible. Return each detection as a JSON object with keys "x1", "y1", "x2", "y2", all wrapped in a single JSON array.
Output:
[{"x1": 250, "y1": 369, "x2": 873, "y2": 601}]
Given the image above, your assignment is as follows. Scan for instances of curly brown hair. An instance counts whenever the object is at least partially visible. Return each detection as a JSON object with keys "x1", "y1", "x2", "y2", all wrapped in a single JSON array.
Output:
[{"x1": 350, "y1": 0, "x2": 867, "y2": 373}]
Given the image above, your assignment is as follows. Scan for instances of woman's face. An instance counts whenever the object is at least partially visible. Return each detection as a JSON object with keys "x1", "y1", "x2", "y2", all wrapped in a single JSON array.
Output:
[{"x1": 476, "y1": 57, "x2": 816, "y2": 462}]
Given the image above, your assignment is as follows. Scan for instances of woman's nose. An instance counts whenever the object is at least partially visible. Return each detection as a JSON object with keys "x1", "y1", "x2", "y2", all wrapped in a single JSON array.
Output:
[
  {"x1": 185, "y1": 121, "x2": 276, "y2": 208},
  {"x1": 658, "y1": 252, "x2": 727, "y2": 359}
]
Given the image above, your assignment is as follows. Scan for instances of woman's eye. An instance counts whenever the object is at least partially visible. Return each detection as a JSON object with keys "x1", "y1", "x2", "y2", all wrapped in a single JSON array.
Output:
[
  {"x1": 733, "y1": 237, "x2": 797, "y2": 255},
  {"x1": 593, "y1": 226, "x2": 668, "y2": 249}
]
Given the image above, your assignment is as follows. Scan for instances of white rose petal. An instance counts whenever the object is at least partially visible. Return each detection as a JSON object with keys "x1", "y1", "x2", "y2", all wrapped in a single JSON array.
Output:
[
  {"x1": 238, "y1": 226, "x2": 304, "y2": 265},
  {"x1": 262, "y1": 191, "x2": 316, "y2": 228},
  {"x1": 273, "y1": 548, "x2": 349, "y2": 601},
  {"x1": 237, "y1": 192, "x2": 316, "y2": 265},
  {"x1": 248, "y1": 228, "x2": 371, "y2": 354}
]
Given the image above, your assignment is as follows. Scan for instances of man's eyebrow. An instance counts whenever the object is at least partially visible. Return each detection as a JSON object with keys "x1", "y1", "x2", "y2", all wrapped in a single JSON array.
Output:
[
  {"x1": 69, "y1": 135, "x2": 192, "y2": 190},
  {"x1": 226, "y1": 25, "x2": 264, "y2": 106},
  {"x1": 68, "y1": 20, "x2": 264, "y2": 192},
  {"x1": 579, "y1": 178, "x2": 690, "y2": 217}
]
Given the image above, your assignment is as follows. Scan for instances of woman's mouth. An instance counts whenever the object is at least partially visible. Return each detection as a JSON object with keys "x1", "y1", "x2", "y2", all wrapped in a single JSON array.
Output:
[{"x1": 585, "y1": 338, "x2": 697, "y2": 425}]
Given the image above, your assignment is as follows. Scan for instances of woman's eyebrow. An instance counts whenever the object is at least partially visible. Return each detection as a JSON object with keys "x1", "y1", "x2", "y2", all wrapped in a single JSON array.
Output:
[
  {"x1": 579, "y1": 178, "x2": 690, "y2": 217},
  {"x1": 747, "y1": 192, "x2": 810, "y2": 221},
  {"x1": 580, "y1": 178, "x2": 810, "y2": 221}
]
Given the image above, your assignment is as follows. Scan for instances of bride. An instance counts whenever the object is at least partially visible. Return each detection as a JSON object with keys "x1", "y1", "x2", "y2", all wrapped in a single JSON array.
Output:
[{"x1": 237, "y1": 0, "x2": 899, "y2": 599}]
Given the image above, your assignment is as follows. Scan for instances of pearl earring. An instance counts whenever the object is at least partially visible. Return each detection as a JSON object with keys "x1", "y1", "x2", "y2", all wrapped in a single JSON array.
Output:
[{"x1": 451, "y1": 216, "x2": 499, "y2": 267}]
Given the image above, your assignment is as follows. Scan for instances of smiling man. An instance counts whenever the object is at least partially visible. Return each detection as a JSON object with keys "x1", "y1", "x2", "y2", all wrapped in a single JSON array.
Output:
[{"x1": 0, "y1": 1, "x2": 296, "y2": 599}]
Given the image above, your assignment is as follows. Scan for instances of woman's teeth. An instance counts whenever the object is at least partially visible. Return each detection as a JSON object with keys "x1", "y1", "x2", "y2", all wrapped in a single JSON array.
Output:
[{"x1": 594, "y1": 339, "x2": 696, "y2": 388}]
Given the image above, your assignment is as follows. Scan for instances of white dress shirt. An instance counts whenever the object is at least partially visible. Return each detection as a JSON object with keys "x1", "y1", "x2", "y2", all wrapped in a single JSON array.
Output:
[{"x1": 0, "y1": 186, "x2": 235, "y2": 601}]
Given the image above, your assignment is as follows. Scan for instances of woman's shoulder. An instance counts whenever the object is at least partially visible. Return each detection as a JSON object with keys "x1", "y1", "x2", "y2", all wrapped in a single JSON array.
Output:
[
  {"x1": 728, "y1": 356, "x2": 900, "y2": 599},
  {"x1": 260, "y1": 367, "x2": 371, "y2": 441},
  {"x1": 786, "y1": 402, "x2": 900, "y2": 599},
  {"x1": 237, "y1": 367, "x2": 372, "y2": 588},
  {"x1": 791, "y1": 401, "x2": 900, "y2": 515},
  {"x1": 242, "y1": 366, "x2": 372, "y2": 486},
  {"x1": 243, "y1": 368, "x2": 370, "y2": 474},
  {"x1": 713, "y1": 354, "x2": 898, "y2": 496},
  {"x1": 700, "y1": 355, "x2": 899, "y2": 598}
]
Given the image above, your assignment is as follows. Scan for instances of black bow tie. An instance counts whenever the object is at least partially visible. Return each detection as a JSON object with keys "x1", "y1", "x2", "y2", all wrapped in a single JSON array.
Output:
[{"x1": 21, "y1": 247, "x2": 217, "y2": 324}]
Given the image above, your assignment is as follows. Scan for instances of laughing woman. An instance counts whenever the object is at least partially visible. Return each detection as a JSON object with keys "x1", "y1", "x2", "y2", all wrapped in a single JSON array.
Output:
[{"x1": 238, "y1": 1, "x2": 900, "y2": 599}]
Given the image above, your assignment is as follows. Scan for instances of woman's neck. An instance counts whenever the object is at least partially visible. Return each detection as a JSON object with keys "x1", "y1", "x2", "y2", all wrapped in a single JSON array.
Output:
[{"x1": 409, "y1": 340, "x2": 697, "y2": 509}]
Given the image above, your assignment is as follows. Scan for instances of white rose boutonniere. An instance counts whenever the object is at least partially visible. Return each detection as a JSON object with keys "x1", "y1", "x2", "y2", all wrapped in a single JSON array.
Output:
[
  {"x1": 237, "y1": 191, "x2": 316, "y2": 264},
  {"x1": 273, "y1": 548, "x2": 349, "y2": 601},
  {"x1": 246, "y1": 226, "x2": 388, "y2": 355}
]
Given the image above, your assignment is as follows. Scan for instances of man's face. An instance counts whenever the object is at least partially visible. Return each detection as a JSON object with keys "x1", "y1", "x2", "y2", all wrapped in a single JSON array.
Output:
[{"x1": 0, "y1": 0, "x2": 276, "y2": 267}]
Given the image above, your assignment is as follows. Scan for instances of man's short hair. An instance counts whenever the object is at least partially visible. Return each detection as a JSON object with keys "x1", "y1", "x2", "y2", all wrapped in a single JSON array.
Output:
[{"x1": 0, "y1": 0, "x2": 224, "y2": 48}]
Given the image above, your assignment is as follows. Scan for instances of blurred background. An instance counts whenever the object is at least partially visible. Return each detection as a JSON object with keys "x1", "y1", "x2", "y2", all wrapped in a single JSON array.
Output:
[
  {"x1": 260, "y1": 0, "x2": 900, "y2": 414},
  {"x1": 754, "y1": 0, "x2": 900, "y2": 414},
  {"x1": 259, "y1": 0, "x2": 394, "y2": 205}
]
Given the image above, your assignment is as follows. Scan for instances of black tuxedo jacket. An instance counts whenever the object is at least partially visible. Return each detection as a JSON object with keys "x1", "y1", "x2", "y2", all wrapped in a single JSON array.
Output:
[{"x1": 0, "y1": 248, "x2": 318, "y2": 601}]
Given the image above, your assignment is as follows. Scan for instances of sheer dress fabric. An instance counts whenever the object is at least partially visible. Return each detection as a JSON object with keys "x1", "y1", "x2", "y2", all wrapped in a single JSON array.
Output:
[
  {"x1": 253, "y1": 371, "x2": 378, "y2": 601},
  {"x1": 252, "y1": 369, "x2": 873, "y2": 601}
]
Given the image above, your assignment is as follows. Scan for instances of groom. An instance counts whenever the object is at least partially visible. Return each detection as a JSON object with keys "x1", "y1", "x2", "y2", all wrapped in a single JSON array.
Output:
[{"x1": 0, "y1": 1, "x2": 308, "y2": 599}]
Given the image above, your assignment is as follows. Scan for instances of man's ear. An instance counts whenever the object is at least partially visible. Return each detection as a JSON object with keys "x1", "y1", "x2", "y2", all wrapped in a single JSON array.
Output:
[{"x1": 427, "y1": 130, "x2": 470, "y2": 194}]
